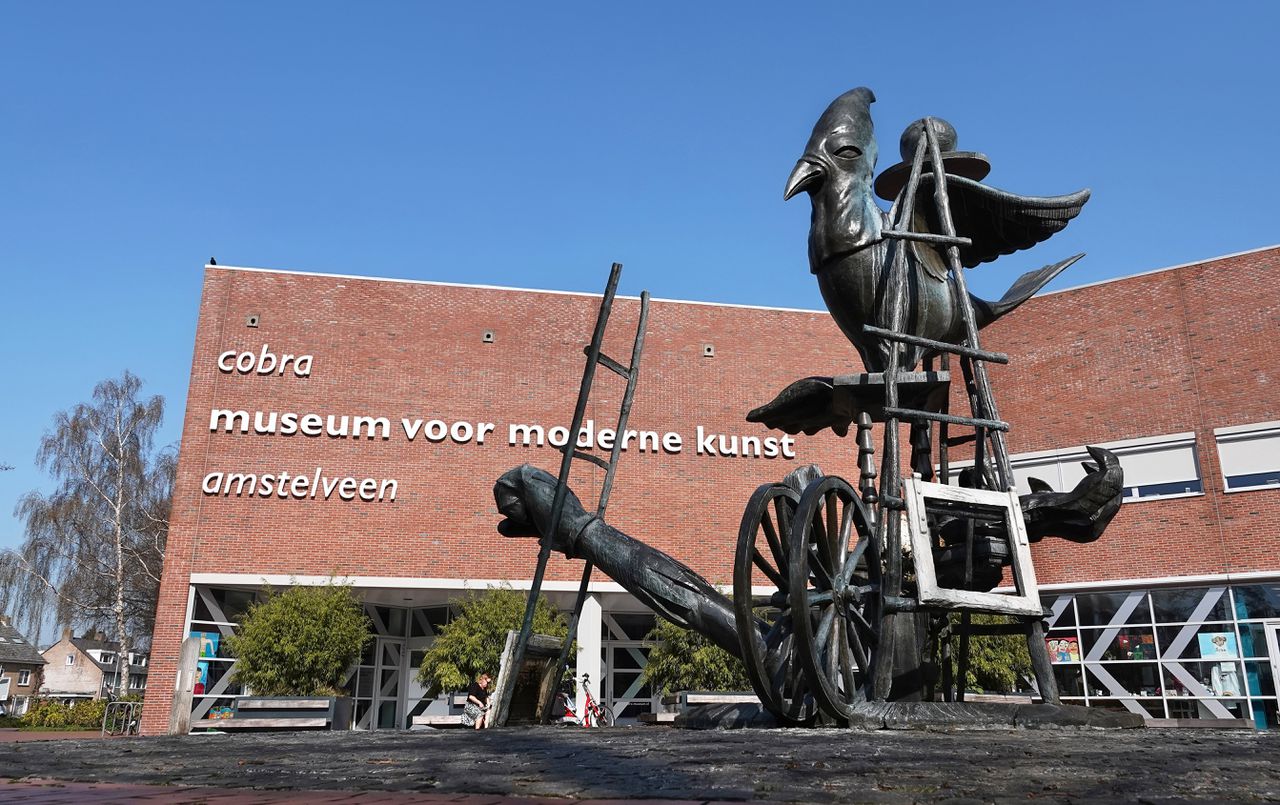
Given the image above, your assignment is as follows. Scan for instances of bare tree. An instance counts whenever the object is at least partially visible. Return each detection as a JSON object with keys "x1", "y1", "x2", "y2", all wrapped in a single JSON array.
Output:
[{"x1": 3, "y1": 372, "x2": 174, "y2": 693}]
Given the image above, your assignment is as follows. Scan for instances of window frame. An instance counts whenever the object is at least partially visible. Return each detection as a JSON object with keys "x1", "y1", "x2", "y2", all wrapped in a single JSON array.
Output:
[
  {"x1": 943, "y1": 431, "x2": 1204, "y2": 503},
  {"x1": 1214, "y1": 421, "x2": 1280, "y2": 494}
]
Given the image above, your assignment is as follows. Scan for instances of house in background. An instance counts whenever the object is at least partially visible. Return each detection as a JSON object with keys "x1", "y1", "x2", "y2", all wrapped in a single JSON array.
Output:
[
  {"x1": 0, "y1": 616, "x2": 46, "y2": 716},
  {"x1": 40, "y1": 629, "x2": 149, "y2": 702}
]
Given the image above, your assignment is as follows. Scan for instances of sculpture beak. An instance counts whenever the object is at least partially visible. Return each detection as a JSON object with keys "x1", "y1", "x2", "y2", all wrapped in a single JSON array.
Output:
[{"x1": 784, "y1": 159, "x2": 824, "y2": 200}]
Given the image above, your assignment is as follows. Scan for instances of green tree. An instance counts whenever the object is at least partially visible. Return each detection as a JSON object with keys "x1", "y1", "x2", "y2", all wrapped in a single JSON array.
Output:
[
  {"x1": 641, "y1": 618, "x2": 751, "y2": 695},
  {"x1": 228, "y1": 582, "x2": 371, "y2": 696},
  {"x1": 2, "y1": 372, "x2": 175, "y2": 692},
  {"x1": 949, "y1": 614, "x2": 1033, "y2": 693},
  {"x1": 417, "y1": 587, "x2": 568, "y2": 693}
]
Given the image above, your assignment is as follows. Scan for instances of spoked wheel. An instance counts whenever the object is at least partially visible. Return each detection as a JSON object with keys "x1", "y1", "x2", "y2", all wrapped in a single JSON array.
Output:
[
  {"x1": 593, "y1": 704, "x2": 615, "y2": 727},
  {"x1": 733, "y1": 482, "x2": 817, "y2": 725},
  {"x1": 789, "y1": 475, "x2": 881, "y2": 723}
]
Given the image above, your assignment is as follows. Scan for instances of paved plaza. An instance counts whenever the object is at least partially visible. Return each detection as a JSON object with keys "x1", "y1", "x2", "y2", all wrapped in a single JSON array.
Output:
[{"x1": 2, "y1": 725, "x2": 1279, "y2": 803}]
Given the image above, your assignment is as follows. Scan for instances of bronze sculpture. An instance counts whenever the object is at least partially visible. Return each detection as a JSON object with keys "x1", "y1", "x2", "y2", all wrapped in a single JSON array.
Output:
[
  {"x1": 496, "y1": 87, "x2": 1127, "y2": 727},
  {"x1": 495, "y1": 456, "x2": 1122, "y2": 658},
  {"x1": 781, "y1": 87, "x2": 1089, "y2": 373}
]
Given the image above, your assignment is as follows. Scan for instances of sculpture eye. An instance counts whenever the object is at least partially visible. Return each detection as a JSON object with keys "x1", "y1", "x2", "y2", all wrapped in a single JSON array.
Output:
[{"x1": 832, "y1": 144, "x2": 863, "y2": 160}]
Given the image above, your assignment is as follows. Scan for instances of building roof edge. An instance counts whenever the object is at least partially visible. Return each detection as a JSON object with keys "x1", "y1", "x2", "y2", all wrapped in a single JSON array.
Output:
[
  {"x1": 204, "y1": 242, "x2": 1280, "y2": 311},
  {"x1": 1040, "y1": 243, "x2": 1280, "y2": 297},
  {"x1": 203, "y1": 263, "x2": 828, "y2": 315}
]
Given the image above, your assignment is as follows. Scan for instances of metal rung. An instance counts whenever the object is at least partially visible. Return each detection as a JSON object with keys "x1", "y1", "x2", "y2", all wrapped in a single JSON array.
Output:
[
  {"x1": 883, "y1": 406, "x2": 1008, "y2": 431},
  {"x1": 557, "y1": 447, "x2": 610, "y2": 469},
  {"x1": 862, "y1": 325, "x2": 1009, "y2": 364},
  {"x1": 585, "y1": 347, "x2": 631, "y2": 379},
  {"x1": 882, "y1": 229, "x2": 972, "y2": 247},
  {"x1": 944, "y1": 433, "x2": 978, "y2": 447},
  {"x1": 880, "y1": 495, "x2": 907, "y2": 511}
]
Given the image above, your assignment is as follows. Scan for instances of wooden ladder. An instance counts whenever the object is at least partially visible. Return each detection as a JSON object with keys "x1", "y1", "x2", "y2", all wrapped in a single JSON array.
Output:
[
  {"x1": 869, "y1": 121, "x2": 1059, "y2": 705},
  {"x1": 494, "y1": 262, "x2": 651, "y2": 727}
]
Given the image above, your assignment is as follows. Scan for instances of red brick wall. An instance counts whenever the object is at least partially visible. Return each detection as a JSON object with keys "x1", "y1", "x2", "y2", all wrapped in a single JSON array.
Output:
[
  {"x1": 982, "y1": 247, "x2": 1280, "y2": 585},
  {"x1": 141, "y1": 248, "x2": 1280, "y2": 733}
]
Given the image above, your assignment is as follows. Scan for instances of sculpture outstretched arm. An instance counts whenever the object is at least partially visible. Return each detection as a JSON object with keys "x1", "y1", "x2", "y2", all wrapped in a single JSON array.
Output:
[
  {"x1": 495, "y1": 464, "x2": 745, "y2": 659},
  {"x1": 1020, "y1": 446, "x2": 1124, "y2": 544}
]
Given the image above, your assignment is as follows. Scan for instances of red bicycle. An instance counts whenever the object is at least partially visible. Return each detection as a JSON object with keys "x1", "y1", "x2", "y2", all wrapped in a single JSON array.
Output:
[{"x1": 556, "y1": 672, "x2": 615, "y2": 727}]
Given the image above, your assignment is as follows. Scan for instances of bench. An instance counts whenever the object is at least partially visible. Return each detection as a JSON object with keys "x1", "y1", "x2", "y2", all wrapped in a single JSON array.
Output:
[
  {"x1": 192, "y1": 696, "x2": 352, "y2": 732},
  {"x1": 638, "y1": 712, "x2": 677, "y2": 724},
  {"x1": 409, "y1": 694, "x2": 477, "y2": 728},
  {"x1": 661, "y1": 691, "x2": 759, "y2": 708},
  {"x1": 638, "y1": 691, "x2": 759, "y2": 725},
  {"x1": 1147, "y1": 717, "x2": 1256, "y2": 729}
]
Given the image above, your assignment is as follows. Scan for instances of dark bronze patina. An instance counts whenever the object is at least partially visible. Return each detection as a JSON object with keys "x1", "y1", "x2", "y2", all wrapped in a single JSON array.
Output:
[
  {"x1": 494, "y1": 455, "x2": 1122, "y2": 661},
  {"x1": 495, "y1": 87, "x2": 1126, "y2": 727},
  {"x1": 779, "y1": 87, "x2": 1088, "y2": 374}
]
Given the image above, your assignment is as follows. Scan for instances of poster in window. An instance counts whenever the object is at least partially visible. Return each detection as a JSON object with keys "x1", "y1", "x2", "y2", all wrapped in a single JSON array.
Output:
[
  {"x1": 190, "y1": 630, "x2": 220, "y2": 659},
  {"x1": 1045, "y1": 636, "x2": 1079, "y2": 663},
  {"x1": 1198, "y1": 632, "x2": 1241, "y2": 697},
  {"x1": 195, "y1": 661, "x2": 210, "y2": 696},
  {"x1": 1197, "y1": 632, "x2": 1238, "y2": 659}
]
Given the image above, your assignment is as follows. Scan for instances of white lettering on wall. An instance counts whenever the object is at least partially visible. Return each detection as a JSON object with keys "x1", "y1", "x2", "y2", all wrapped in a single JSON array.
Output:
[
  {"x1": 203, "y1": 340, "x2": 804, "y2": 507},
  {"x1": 217, "y1": 344, "x2": 313, "y2": 377},
  {"x1": 201, "y1": 468, "x2": 397, "y2": 502}
]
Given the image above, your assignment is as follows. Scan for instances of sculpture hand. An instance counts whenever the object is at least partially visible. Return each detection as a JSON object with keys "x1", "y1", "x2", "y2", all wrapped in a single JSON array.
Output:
[
  {"x1": 746, "y1": 376, "x2": 852, "y2": 437},
  {"x1": 494, "y1": 464, "x2": 596, "y2": 557}
]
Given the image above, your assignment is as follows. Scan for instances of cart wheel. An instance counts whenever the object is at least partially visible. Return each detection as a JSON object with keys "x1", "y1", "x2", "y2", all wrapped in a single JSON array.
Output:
[
  {"x1": 733, "y1": 482, "x2": 817, "y2": 725},
  {"x1": 595, "y1": 703, "x2": 616, "y2": 727},
  {"x1": 789, "y1": 475, "x2": 881, "y2": 722}
]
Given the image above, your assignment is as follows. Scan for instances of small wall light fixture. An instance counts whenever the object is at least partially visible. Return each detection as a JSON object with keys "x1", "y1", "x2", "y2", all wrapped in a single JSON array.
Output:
[
  {"x1": 482, "y1": 330, "x2": 496, "y2": 343},
  {"x1": 246, "y1": 314, "x2": 260, "y2": 328},
  {"x1": 702, "y1": 344, "x2": 715, "y2": 357}
]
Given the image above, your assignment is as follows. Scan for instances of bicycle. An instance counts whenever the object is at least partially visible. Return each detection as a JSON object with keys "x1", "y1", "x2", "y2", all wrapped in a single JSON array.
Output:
[{"x1": 555, "y1": 672, "x2": 615, "y2": 727}]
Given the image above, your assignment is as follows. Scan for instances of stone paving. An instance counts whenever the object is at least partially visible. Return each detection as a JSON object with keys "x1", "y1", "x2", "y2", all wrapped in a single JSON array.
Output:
[{"x1": 2, "y1": 725, "x2": 1279, "y2": 803}]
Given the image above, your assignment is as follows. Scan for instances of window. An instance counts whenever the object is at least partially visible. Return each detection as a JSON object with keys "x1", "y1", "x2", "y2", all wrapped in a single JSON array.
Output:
[
  {"x1": 945, "y1": 432, "x2": 1203, "y2": 501},
  {"x1": 1215, "y1": 422, "x2": 1280, "y2": 492},
  {"x1": 66, "y1": 655, "x2": 75, "y2": 665},
  {"x1": 17, "y1": 670, "x2": 30, "y2": 686},
  {"x1": 1110, "y1": 434, "x2": 1203, "y2": 500}
]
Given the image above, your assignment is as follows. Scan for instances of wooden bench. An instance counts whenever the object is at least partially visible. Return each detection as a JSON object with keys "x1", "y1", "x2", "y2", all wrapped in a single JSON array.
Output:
[
  {"x1": 638, "y1": 691, "x2": 759, "y2": 725},
  {"x1": 638, "y1": 712, "x2": 677, "y2": 724},
  {"x1": 661, "y1": 691, "x2": 759, "y2": 708},
  {"x1": 193, "y1": 696, "x2": 352, "y2": 731},
  {"x1": 1147, "y1": 717, "x2": 1256, "y2": 729},
  {"x1": 409, "y1": 694, "x2": 476, "y2": 728}
]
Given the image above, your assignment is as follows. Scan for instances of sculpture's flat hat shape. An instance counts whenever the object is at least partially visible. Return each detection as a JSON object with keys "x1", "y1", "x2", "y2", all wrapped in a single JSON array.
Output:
[{"x1": 874, "y1": 116, "x2": 990, "y2": 201}]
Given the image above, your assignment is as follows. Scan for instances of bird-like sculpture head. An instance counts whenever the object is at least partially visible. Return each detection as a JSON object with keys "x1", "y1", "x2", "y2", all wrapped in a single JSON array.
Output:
[{"x1": 784, "y1": 87, "x2": 883, "y2": 273}]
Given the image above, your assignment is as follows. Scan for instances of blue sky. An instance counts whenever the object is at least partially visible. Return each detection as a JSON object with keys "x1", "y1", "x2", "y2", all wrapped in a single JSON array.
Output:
[{"x1": 2, "y1": 2, "x2": 1278, "y2": 554}]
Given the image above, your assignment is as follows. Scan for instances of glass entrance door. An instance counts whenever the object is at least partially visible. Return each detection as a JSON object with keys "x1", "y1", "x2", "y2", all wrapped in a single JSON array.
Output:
[
  {"x1": 374, "y1": 637, "x2": 405, "y2": 730},
  {"x1": 1261, "y1": 622, "x2": 1280, "y2": 728},
  {"x1": 604, "y1": 643, "x2": 654, "y2": 722}
]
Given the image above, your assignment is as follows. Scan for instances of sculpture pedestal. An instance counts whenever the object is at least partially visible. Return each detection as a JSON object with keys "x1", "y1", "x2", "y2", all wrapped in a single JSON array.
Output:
[{"x1": 675, "y1": 700, "x2": 1146, "y2": 730}]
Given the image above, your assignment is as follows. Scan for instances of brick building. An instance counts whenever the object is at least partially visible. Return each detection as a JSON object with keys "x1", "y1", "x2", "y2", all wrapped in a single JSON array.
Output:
[
  {"x1": 141, "y1": 245, "x2": 1280, "y2": 734},
  {"x1": 0, "y1": 617, "x2": 45, "y2": 716}
]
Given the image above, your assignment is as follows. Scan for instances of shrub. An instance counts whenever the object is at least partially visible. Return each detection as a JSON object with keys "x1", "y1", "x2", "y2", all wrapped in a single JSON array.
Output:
[
  {"x1": 22, "y1": 698, "x2": 68, "y2": 728},
  {"x1": 227, "y1": 581, "x2": 371, "y2": 696},
  {"x1": 417, "y1": 587, "x2": 569, "y2": 693},
  {"x1": 69, "y1": 699, "x2": 107, "y2": 728},
  {"x1": 21, "y1": 698, "x2": 107, "y2": 729},
  {"x1": 641, "y1": 618, "x2": 751, "y2": 695},
  {"x1": 947, "y1": 613, "x2": 1033, "y2": 693}
]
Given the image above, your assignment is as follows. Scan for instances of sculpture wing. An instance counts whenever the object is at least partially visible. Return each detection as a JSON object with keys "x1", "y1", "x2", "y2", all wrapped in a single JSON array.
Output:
[{"x1": 914, "y1": 174, "x2": 1090, "y2": 268}]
